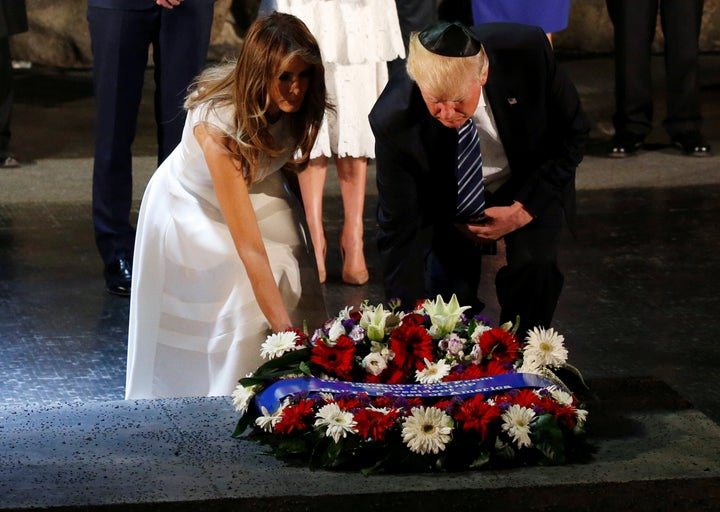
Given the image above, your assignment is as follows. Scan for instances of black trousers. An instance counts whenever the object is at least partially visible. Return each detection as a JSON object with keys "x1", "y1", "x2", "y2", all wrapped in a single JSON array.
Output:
[
  {"x1": 425, "y1": 200, "x2": 565, "y2": 339},
  {"x1": 606, "y1": 0, "x2": 705, "y2": 139},
  {"x1": 0, "y1": 36, "x2": 12, "y2": 155},
  {"x1": 87, "y1": 2, "x2": 214, "y2": 265}
]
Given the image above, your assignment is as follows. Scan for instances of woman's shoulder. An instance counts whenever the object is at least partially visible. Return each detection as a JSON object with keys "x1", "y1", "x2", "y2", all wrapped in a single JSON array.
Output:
[{"x1": 189, "y1": 101, "x2": 237, "y2": 137}]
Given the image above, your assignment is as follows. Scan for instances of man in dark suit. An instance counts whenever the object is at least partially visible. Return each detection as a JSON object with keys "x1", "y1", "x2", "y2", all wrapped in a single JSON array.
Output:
[
  {"x1": 87, "y1": 0, "x2": 215, "y2": 296},
  {"x1": 369, "y1": 21, "x2": 589, "y2": 338},
  {"x1": 0, "y1": 0, "x2": 27, "y2": 168}
]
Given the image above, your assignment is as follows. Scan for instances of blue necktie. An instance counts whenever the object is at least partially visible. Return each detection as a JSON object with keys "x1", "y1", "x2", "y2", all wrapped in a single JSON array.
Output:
[{"x1": 455, "y1": 119, "x2": 485, "y2": 220}]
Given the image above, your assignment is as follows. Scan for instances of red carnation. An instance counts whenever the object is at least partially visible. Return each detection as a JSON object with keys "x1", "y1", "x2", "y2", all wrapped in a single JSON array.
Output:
[
  {"x1": 479, "y1": 328, "x2": 520, "y2": 365},
  {"x1": 274, "y1": 399, "x2": 315, "y2": 434},
  {"x1": 310, "y1": 335, "x2": 356, "y2": 380},
  {"x1": 511, "y1": 389, "x2": 541, "y2": 409},
  {"x1": 389, "y1": 324, "x2": 434, "y2": 370},
  {"x1": 444, "y1": 364, "x2": 486, "y2": 382},
  {"x1": 354, "y1": 408, "x2": 400, "y2": 441},
  {"x1": 455, "y1": 394, "x2": 501, "y2": 438},
  {"x1": 289, "y1": 328, "x2": 309, "y2": 347}
]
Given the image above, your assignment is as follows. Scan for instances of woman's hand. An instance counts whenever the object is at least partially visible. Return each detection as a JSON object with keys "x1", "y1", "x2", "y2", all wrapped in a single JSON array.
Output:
[
  {"x1": 455, "y1": 201, "x2": 533, "y2": 244},
  {"x1": 194, "y1": 123, "x2": 293, "y2": 332}
]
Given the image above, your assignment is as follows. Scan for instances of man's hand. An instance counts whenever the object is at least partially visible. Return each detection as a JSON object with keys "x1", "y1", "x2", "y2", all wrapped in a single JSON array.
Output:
[
  {"x1": 156, "y1": 0, "x2": 183, "y2": 9},
  {"x1": 455, "y1": 201, "x2": 534, "y2": 244}
]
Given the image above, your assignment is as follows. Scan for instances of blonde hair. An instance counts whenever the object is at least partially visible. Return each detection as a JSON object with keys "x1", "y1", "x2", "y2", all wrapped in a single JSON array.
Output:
[
  {"x1": 406, "y1": 32, "x2": 489, "y2": 98},
  {"x1": 185, "y1": 12, "x2": 329, "y2": 183}
]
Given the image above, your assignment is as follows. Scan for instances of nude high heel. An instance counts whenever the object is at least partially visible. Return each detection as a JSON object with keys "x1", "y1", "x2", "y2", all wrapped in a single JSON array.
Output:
[{"x1": 340, "y1": 235, "x2": 369, "y2": 286}]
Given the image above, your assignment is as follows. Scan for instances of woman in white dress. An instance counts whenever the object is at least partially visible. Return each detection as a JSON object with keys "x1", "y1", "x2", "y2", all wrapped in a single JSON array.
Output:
[
  {"x1": 125, "y1": 12, "x2": 329, "y2": 399},
  {"x1": 260, "y1": 0, "x2": 405, "y2": 285}
]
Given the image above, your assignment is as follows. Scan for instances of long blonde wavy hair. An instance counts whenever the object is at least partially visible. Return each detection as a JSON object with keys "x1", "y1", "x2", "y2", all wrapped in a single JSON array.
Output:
[{"x1": 185, "y1": 12, "x2": 328, "y2": 184}]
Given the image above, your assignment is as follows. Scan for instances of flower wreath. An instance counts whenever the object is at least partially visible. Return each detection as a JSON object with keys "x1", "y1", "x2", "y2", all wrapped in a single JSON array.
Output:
[{"x1": 232, "y1": 295, "x2": 592, "y2": 473}]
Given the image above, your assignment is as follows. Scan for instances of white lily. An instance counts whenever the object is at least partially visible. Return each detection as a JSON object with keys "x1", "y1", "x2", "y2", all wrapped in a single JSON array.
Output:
[
  {"x1": 422, "y1": 294, "x2": 471, "y2": 337},
  {"x1": 360, "y1": 304, "x2": 392, "y2": 342}
]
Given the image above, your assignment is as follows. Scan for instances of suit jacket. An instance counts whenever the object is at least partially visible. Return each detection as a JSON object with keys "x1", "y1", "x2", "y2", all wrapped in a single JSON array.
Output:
[
  {"x1": 369, "y1": 22, "x2": 589, "y2": 306},
  {"x1": 0, "y1": 0, "x2": 27, "y2": 38}
]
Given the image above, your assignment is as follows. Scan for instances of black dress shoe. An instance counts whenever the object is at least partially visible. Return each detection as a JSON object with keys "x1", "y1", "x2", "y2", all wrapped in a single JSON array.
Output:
[
  {"x1": 606, "y1": 134, "x2": 644, "y2": 158},
  {"x1": 671, "y1": 131, "x2": 711, "y2": 157},
  {"x1": 104, "y1": 258, "x2": 132, "y2": 296}
]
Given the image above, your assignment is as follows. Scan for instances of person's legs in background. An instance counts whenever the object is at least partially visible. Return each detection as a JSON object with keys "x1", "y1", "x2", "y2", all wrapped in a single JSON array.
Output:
[
  {"x1": 660, "y1": 0, "x2": 710, "y2": 156},
  {"x1": 298, "y1": 156, "x2": 329, "y2": 283},
  {"x1": 606, "y1": 0, "x2": 656, "y2": 157},
  {"x1": 154, "y1": 0, "x2": 214, "y2": 163},
  {"x1": 336, "y1": 155, "x2": 369, "y2": 285},
  {"x1": 0, "y1": 35, "x2": 18, "y2": 168},
  {"x1": 88, "y1": 6, "x2": 156, "y2": 296}
]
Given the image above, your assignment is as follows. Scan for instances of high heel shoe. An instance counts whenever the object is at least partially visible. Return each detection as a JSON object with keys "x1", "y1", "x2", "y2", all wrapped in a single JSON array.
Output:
[{"x1": 340, "y1": 242, "x2": 369, "y2": 286}]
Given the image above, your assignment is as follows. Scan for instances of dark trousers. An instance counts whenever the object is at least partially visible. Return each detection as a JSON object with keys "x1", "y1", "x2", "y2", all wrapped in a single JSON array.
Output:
[
  {"x1": 0, "y1": 36, "x2": 12, "y2": 155},
  {"x1": 606, "y1": 0, "x2": 704, "y2": 139},
  {"x1": 426, "y1": 200, "x2": 564, "y2": 338},
  {"x1": 388, "y1": 0, "x2": 436, "y2": 77},
  {"x1": 87, "y1": 2, "x2": 213, "y2": 264}
]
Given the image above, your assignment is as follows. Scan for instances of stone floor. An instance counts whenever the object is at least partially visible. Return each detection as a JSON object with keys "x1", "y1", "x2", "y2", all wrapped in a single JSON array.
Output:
[{"x1": 0, "y1": 54, "x2": 720, "y2": 510}]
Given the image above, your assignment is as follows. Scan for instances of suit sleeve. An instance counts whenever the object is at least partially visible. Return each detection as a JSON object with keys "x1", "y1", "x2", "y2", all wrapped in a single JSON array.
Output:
[{"x1": 511, "y1": 35, "x2": 590, "y2": 218}]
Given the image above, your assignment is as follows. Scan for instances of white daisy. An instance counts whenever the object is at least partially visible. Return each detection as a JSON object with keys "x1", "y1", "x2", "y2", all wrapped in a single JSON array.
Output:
[
  {"x1": 501, "y1": 404, "x2": 536, "y2": 448},
  {"x1": 255, "y1": 404, "x2": 285, "y2": 432},
  {"x1": 314, "y1": 403, "x2": 357, "y2": 443},
  {"x1": 415, "y1": 358, "x2": 452, "y2": 384},
  {"x1": 575, "y1": 408, "x2": 589, "y2": 429},
  {"x1": 401, "y1": 406, "x2": 453, "y2": 455},
  {"x1": 546, "y1": 385, "x2": 573, "y2": 405},
  {"x1": 524, "y1": 327, "x2": 568, "y2": 367},
  {"x1": 260, "y1": 331, "x2": 299, "y2": 359},
  {"x1": 546, "y1": 386, "x2": 588, "y2": 429},
  {"x1": 231, "y1": 384, "x2": 257, "y2": 413}
]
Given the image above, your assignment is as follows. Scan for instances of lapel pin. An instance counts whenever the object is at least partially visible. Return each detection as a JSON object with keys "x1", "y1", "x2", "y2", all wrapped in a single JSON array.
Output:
[{"x1": 507, "y1": 97, "x2": 518, "y2": 105}]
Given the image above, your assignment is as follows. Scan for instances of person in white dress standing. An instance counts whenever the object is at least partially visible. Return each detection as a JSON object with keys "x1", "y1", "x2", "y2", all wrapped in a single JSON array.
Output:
[
  {"x1": 260, "y1": 0, "x2": 405, "y2": 285},
  {"x1": 126, "y1": 12, "x2": 329, "y2": 399}
]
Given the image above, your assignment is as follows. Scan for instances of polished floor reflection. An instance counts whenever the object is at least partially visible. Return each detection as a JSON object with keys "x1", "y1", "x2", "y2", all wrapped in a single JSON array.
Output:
[{"x1": 1, "y1": 57, "x2": 719, "y2": 427}]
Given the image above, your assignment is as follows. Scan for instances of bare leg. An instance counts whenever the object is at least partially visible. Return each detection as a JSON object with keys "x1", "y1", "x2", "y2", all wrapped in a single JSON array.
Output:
[
  {"x1": 336, "y1": 156, "x2": 369, "y2": 285},
  {"x1": 298, "y1": 156, "x2": 328, "y2": 283}
]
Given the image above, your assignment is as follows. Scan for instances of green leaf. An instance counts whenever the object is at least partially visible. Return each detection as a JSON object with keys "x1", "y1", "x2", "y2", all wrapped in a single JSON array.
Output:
[
  {"x1": 531, "y1": 414, "x2": 565, "y2": 463},
  {"x1": 231, "y1": 414, "x2": 255, "y2": 438}
]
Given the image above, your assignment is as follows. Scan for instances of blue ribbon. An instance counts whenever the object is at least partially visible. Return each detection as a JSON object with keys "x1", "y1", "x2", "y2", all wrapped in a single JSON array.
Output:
[{"x1": 254, "y1": 373, "x2": 558, "y2": 414}]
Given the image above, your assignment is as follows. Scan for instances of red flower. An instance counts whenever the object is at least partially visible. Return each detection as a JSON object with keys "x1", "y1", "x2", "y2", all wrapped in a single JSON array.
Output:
[
  {"x1": 479, "y1": 328, "x2": 520, "y2": 365},
  {"x1": 444, "y1": 364, "x2": 486, "y2": 382},
  {"x1": 336, "y1": 396, "x2": 363, "y2": 411},
  {"x1": 400, "y1": 313, "x2": 426, "y2": 327},
  {"x1": 485, "y1": 359, "x2": 510, "y2": 376},
  {"x1": 389, "y1": 324, "x2": 434, "y2": 370},
  {"x1": 512, "y1": 389, "x2": 541, "y2": 409},
  {"x1": 289, "y1": 328, "x2": 309, "y2": 347},
  {"x1": 274, "y1": 399, "x2": 315, "y2": 434},
  {"x1": 354, "y1": 408, "x2": 400, "y2": 441},
  {"x1": 310, "y1": 335, "x2": 356, "y2": 380},
  {"x1": 454, "y1": 394, "x2": 501, "y2": 438}
]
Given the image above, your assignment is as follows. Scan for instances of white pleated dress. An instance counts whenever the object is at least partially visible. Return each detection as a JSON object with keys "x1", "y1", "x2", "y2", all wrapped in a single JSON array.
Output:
[
  {"x1": 125, "y1": 104, "x2": 326, "y2": 399},
  {"x1": 264, "y1": 0, "x2": 406, "y2": 158}
]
